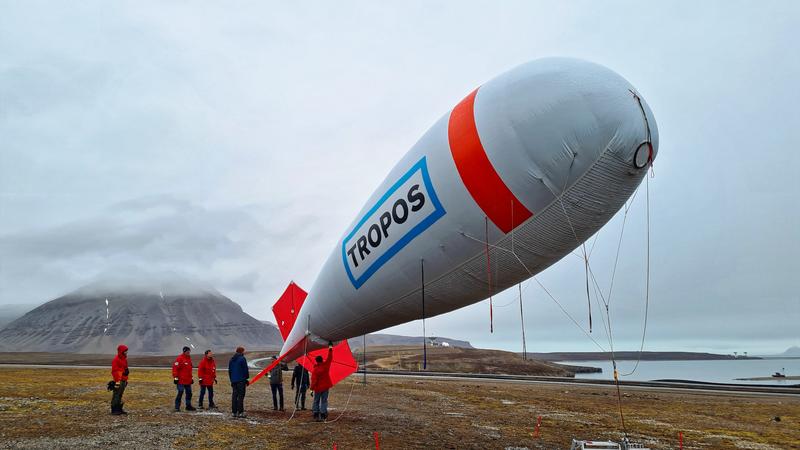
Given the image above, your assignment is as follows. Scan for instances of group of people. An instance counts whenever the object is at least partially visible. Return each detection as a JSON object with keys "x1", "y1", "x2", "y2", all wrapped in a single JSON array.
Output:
[
  {"x1": 108, "y1": 343, "x2": 334, "y2": 421},
  {"x1": 171, "y1": 346, "x2": 219, "y2": 412}
]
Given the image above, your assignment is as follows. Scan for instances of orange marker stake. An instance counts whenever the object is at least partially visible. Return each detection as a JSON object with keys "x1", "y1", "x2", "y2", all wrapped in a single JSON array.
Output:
[
  {"x1": 679, "y1": 431, "x2": 683, "y2": 449},
  {"x1": 533, "y1": 416, "x2": 542, "y2": 438},
  {"x1": 373, "y1": 431, "x2": 380, "y2": 449}
]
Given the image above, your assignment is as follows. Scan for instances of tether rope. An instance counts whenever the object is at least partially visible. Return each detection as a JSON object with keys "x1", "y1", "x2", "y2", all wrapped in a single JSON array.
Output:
[
  {"x1": 323, "y1": 374, "x2": 360, "y2": 423},
  {"x1": 285, "y1": 318, "x2": 311, "y2": 423},
  {"x1": 421, "y1": 258, "x2": 427, "y2": 370},
  {"x1": 460, "y1": 231, "x2": 608, "y2": 352},
  {"x1": 485, "y1": 217, "x2": 494, "y2": 333},
  {"x1": 620, "y1": 171, "x2": 651, "y2": 377}
]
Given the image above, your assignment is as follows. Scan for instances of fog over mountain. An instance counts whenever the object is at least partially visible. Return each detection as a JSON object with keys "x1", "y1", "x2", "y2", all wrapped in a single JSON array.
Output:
[
  {"x1": 0, "y1": 304, "x2": 34, "y2": 330},
  {"x1": 0, "y1": 276, "x2": 282, "y2": 354}
]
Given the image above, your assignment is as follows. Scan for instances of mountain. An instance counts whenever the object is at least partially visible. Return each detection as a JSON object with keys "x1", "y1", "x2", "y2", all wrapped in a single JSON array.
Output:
[
  {"x1": 347, "y1": 334, "x2": 472, "y2": 349},
  {"x1": 0, "y1": 278, "x2": 282, "y2": 354},
  {"x1": 780, "y1": 346, "x2": 800, "y2": 357}
]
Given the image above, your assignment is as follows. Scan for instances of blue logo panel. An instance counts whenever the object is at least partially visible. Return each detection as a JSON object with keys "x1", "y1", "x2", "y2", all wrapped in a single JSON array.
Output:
[{"x1": 341, "y1": 157, "x2": 445, "y2": 289}]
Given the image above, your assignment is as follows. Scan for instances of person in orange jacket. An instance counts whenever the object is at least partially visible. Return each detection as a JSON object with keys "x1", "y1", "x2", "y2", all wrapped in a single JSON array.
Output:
[
  {"x1": 197, "y1": 349, "x2": 217, "y2": 410},
  {"x1": 110, "y1": 344, "x2": 129, "y2": 415},
  {"x1": 172, "y1": 346, "x2": 196, "y2": 412},
  {"x1": 310, "y1": 343, "x2": 334, "y2": 422}
]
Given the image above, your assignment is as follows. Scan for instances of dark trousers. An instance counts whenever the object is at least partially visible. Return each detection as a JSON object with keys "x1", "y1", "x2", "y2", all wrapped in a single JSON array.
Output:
[
  {"x1": 175, "y1": 384, "x2": 192, "y2": 409},
  {"x1": 199, "y1": 385, "x2": 214, "y2": 407},
  {"x1": 270, "y1": 383, "x2": 284, "y2": 410},
  {"x1": 312, "y1": 389, "x2": 329, "y2": 416},
  {"x1": 111, "y1": 380, "x2": 127, "y2": 411},
  {"x1": 294, "y1": 385, "x2": 308, "y2": 409},
  {"x1": 231, "y1": 381, "x2": 247, "y2": 414}
]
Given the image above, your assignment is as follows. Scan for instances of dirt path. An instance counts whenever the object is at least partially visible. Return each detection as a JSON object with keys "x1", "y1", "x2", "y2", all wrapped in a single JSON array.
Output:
[{"x1": 0, "y1": 367, "x2": 798, "y2": 449}]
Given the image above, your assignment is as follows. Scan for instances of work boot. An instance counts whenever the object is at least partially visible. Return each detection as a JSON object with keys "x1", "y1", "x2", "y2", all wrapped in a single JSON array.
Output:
[
  {"x1": 239, "y1": 413, "x2": 247, "y2": 419},
  {"x1": 111, "y1": 405, "x2": 121, "y2": 415},
  {"x1": 313, "y1": 412, "x2": 319, "y2": 421},
  {"x1": 174, "y1": 407, "x2": 181, "y2": 413},
  {"x1": 322, "y1": 412, "x2": 328, "y2": 421},
  {"x1": 209, "y1": 403, "x2": 217, "y2": 410},
  {"x1": 198, "y1": 403, "x2": 204, "y2": 410},
  {"x1": 186, "y1": 405, "x2": 197, "y2": 411}
]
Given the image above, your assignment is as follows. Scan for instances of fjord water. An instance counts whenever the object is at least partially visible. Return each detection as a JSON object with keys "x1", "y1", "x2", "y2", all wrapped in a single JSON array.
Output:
[{"x1": 560, "y1": 358, "x2": 800, "y2": 385}]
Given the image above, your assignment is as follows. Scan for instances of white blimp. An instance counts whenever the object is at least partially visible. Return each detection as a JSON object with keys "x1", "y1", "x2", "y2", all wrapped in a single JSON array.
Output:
[{"x1": 252, "y1": 57, "x2": 658, "y2": 386}]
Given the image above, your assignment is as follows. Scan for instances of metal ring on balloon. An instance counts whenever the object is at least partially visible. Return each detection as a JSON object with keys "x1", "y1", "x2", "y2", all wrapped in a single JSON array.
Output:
[{"x1": 633, "y1": 142, "x2": 652, "y2": 169}]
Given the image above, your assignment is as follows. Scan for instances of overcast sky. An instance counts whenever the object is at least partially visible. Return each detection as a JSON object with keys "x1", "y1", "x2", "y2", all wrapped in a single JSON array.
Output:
[{"x1": 1, "y1": 1, "x2": 798, "y2": 355}]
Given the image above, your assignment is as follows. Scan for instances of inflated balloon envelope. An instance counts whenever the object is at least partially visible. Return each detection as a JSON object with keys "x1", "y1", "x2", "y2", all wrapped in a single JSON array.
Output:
[{"x1": 252, "y1": 58, "x2": 658, "y2": 389}]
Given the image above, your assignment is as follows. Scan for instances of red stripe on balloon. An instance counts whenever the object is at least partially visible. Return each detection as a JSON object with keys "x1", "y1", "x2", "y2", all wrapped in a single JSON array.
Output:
[{"x1": 448, "y1": 89, "x2": 533, "y2": 233}]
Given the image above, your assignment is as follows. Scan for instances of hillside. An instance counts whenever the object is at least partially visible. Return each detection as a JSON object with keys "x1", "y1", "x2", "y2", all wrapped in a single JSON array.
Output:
[
  {"x1": 352, "y1": 345, "x2": 597, "y2": 376},
  {"x1": 0, "y1": 279, "x2": 282, "y2": 354},
  {"x1": 0, "y1": 304, "x2": 33, "y2": 330},
  {"x1": 347, "y1": 334, "x2": 472, "y2": 349},
  {"x1": 781, "y1": 346, "x2": 800, "y2": 357}
]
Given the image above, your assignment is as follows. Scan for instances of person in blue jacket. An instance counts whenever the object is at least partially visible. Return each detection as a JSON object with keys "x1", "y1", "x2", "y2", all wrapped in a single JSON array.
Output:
[{"x1": 228, "y1": 346, "x2": 249, "y2": 418}]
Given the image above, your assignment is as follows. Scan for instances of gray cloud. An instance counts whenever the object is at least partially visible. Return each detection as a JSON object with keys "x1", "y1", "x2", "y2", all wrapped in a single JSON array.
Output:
[{"x1": 0, "y1": 1, "x2": 798, "y2": 354}]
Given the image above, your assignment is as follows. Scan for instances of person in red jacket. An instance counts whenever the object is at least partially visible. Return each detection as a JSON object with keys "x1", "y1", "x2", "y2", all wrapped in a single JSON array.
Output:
[
  {"x1": 310, "y1": 343, "x2": 334, "y2": 422},
  {"x1": 197, "y1": 349, "x2": 217, "y2": 410},
  {"x1": 110, "y1": 344, "x2": 129, "y2": 415},
  {"x1": 172, "y1": 346, "x2": 196, "y2": 412}
]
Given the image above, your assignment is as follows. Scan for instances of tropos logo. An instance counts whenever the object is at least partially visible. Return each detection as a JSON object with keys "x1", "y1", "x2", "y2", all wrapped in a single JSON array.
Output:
[{"x1": 342, "y1": 157, "x2": 446, "y2": 289}]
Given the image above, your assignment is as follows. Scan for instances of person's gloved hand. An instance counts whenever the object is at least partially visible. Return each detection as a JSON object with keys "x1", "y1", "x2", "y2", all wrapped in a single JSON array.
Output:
[
  {"x1": 107, "y1": 380, "x2": 116, "y2": 391},
  {"x1": 123, "y1": 368, "x2": 129, "y2": 376},
  {"x1": 246, "y1": 380, "x2": 250, "y2": 386},
  {"x1": 191, "y1": 379, "x2": 194, "y2": 385},
  {"x1": 328, "y1": 341, "x2": 333, "y2": 350},
  {"x1": 199, "y1": 378, "x2": 203, "y2": 384},
  {"x1": 214, "y1": 379, "x2": 218, "y2": 385},
  {"x1": 291, "y1": 385, "x2": 295, "y2": 390},
  {"x1": 173, "y1": 378, "x2": 179, "y2": 385}
]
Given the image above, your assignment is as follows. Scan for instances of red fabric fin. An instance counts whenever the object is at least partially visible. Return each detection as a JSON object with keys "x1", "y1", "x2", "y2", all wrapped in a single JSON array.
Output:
[
  {"x1": 272, "y1": 282, "x2": 308, "y2": 340},
  {"x1": 250, "y1": 338, "x2": 357, "y2": 388},
  {"x1": 296, "y1": 341, "x2": 358, "y2": 389},
  {"x1": 254, "y1": 281, "x2": 357, "y2": 388}
]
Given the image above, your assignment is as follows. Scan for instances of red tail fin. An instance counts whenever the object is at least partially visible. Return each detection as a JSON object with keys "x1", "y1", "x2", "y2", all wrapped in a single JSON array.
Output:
[
  {"x1": 296, "y1": 342, "x2": 358, "y2": 388},
  {"x1": 272, "y1": 281, "x2": 307, "y2": 340},
  {"x1": 250, "y1": 282, "x2": 358, "y2": 387}
]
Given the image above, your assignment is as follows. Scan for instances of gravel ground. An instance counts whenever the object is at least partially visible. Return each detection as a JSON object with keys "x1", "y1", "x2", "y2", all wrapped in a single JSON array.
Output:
[{"x1": 0, "y1": 367, "x2": 798, "y2": 449}]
